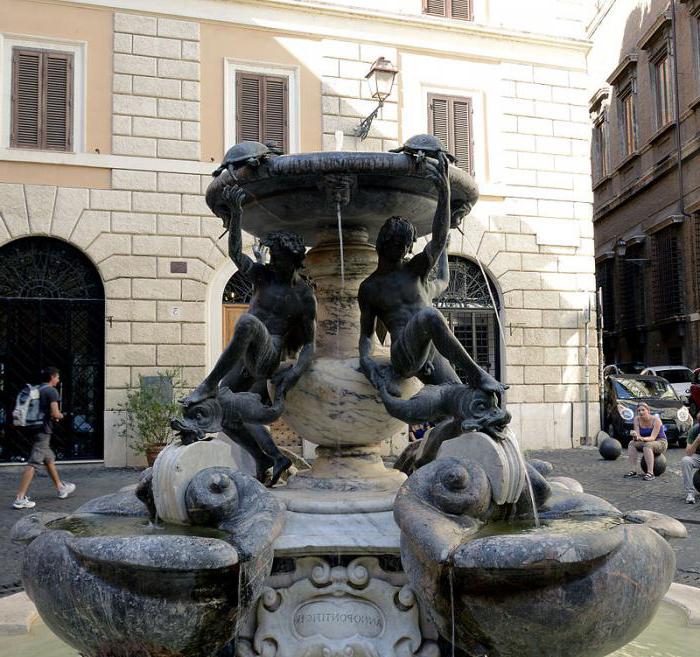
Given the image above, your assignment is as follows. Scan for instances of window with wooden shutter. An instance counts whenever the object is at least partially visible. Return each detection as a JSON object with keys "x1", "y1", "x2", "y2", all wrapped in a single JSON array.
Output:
[
  {"x1": 428, "y1": 94, "x2": 474, "y2": 176},
  {"x1": 236, "y1": 71, "x2": 288, "y2": 152},
  {"x1": 11, "y1": 48, "x2": 73, "y2": 151},
  {"x1": 423, "y1": 0, "x2": 473, "y2": 21}
]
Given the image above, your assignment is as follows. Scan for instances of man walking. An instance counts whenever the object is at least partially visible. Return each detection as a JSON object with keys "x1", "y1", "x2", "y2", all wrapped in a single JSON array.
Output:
[
  {"x1": 12, "y1": 367, "x2": 76, "y2": 509},
  {"x1": 681, "y1": 411, "x2": 700, "y2": 504}
]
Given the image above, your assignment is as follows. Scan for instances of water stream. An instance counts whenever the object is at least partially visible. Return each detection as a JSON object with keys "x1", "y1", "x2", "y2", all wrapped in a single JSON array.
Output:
[
  {"x1": 448, "y1": 567, "x2": 456, "y2": 657},
  {"x1": 336, "y1": 201, "x2": 345, "y2": 290}
]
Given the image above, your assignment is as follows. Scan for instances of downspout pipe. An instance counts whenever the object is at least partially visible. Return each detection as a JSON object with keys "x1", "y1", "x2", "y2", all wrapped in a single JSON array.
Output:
[{"x1": 671, "y1": 0, "x2": 688, "y2": 217}]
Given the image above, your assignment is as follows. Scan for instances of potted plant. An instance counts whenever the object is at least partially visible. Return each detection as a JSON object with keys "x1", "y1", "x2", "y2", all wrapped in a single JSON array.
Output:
[{"x1": 118, "y1": 368, "x2": 186, "y2": 467}]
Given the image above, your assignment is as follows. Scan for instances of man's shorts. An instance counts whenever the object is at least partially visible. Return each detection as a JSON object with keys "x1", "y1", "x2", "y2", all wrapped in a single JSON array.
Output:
[
  {"x1": 28, "y1": 433, "x2": 56, "y2": 471},
  {"x1": 631, "y1": 439, "x2": 668, "y2": 456}
]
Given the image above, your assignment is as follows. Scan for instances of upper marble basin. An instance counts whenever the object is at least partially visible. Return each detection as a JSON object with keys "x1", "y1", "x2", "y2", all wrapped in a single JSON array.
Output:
[{"x1": 205, "y1": 151, "x2": 479, "y2": 244}]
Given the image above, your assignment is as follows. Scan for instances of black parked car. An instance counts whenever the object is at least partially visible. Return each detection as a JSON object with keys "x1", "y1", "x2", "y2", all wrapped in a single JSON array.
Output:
[{"x1": 603, "y1": 374, "x2": 692, "y2": 447}]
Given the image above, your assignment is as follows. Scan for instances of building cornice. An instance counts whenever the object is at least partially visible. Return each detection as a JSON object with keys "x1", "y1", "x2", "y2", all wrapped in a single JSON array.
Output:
[
  {"x1": 607, "y1": 53, "x2": 638, "y2": 85},
  {"x1": 638, "y1": 10, "x2": 672, "y2": 51},
  {"x1": 0, "y1": 148, "x2": 214, "y2": 175},
  {"x1": 51, "y1": 0, "x2": 591, "y2": 65}
]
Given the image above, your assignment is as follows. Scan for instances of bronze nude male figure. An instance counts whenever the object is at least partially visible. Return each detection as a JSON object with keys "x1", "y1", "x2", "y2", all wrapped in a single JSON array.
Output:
[
  {"x1": 182, "y1": 183, "x2": 317, "y2": 484},
  {"x1": 358, "y1": 153, "x2": 503, "y2": 398}
]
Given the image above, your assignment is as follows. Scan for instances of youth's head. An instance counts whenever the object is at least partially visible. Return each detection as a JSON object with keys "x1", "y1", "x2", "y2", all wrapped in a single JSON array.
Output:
[
  {"x1": 636, "y1": 402, "x2": 651, "y2": 420},
  {"x1": 261, "y1": 230, "x2": 306, "y2": 272},
  {"x1": 42, "y1": 367, "x2": 60, "y2": 386},
  {"x1": 376, "y1": 216, "x2": 416, "y2": 261}
]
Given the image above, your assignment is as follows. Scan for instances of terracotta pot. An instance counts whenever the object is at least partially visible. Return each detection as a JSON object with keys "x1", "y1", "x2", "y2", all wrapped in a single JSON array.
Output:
[{"x1": 145, "y1": 443, "x2": 169, "y2": 467}]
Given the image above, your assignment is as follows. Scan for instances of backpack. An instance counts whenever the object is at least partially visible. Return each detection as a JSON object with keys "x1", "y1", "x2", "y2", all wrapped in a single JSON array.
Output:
[{"x1": 12, "y1": 384, "x2": 44, "y2": 427}]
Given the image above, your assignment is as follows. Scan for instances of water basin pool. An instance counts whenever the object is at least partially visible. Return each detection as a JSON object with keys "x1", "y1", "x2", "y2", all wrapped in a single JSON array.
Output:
[{"x1": 0, "y1": 600, "x2": 696, "y2": 657}]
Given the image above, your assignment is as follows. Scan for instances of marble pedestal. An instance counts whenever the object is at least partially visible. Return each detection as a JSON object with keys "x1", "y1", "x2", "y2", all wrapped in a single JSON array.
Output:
[{"x1": 279, "y1": 227, "x2": 421, "y2": 500}]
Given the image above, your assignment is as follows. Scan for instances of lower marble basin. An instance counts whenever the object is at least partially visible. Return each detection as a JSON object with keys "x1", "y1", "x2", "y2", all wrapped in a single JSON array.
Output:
[
  {"x1": 12, "y1": 469, "x2": 284, "y2": 657},
  {"x1": 395, "y1": 457, "x2": 676, "y2": 657}
]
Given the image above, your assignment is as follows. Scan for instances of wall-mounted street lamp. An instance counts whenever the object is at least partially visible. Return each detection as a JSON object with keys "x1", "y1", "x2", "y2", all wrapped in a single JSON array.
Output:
[
  {"x1": 614, "y1": 238, "x2": 627, "y2": 258},
  {"x1": 355, "y1": 57, "x2": 399, "y2": 141}
]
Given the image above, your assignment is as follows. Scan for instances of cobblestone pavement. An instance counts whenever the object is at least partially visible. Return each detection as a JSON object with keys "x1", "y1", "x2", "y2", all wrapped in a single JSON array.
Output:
[
  {"x1": 1, "y1": 446, "x2": 698, "y2": 598},
  {"x1": 0, "y1": 464, "x2": 139, "y2": 597},
  {"x1": 529, "y1": 445, "x2": 700, "y2": 588}
]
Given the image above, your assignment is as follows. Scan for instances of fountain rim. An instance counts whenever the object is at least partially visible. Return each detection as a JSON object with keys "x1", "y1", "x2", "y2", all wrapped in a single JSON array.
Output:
[{"x1": 206, "y1": 150, "x2": 480, "y2": 245}]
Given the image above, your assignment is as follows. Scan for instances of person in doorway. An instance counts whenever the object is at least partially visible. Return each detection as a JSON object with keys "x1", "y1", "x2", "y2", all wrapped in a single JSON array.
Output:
[
  {"x1": 12, "y1": 367, "x2": 76, "y2": 509},
  {"x1": 681, "y1": 412, "x2": 700, "y2": 504},
  {"x1": 623, "y1": 402, "x2": 668, "y2": 481}
]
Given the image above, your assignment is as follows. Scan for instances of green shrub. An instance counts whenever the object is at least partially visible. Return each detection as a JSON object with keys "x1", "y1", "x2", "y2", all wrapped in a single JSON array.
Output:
[{"x1": 118, "y1": 368, "x2": 187, "y2": 455}]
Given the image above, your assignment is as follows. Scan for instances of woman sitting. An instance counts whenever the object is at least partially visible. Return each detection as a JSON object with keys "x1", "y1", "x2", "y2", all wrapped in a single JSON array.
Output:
[{"x1": 624, "y1": 402, "x2": 668, "y2": 481}]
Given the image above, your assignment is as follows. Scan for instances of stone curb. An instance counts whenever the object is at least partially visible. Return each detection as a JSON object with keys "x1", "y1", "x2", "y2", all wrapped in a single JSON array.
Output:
[
  {"x1": 0, "y1": 591, "x2": 37, "y2": 635},
  {"x1": 666, "y1": 582, "x2": 700, "y2": 626}
]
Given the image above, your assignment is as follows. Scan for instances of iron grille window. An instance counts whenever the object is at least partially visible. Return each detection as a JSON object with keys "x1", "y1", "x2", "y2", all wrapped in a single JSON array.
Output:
[
  {"x1": 11, "y1": 47, "x2": 73, "y2": 151},
  {"x1": 236, "y1": 71, "x2": 289, "y2": 152},
  {"x1": 434, "y1": 257, "x2": 499, "y2": 379},
  {"x1": 222, "y1": 270, "x2": 253, "y2": 304},
  {"x1": 428, "y1": 94, "x2": 474, "y2": 176},
  {"x1": 596, "y1": 259, "x2": 615, "y2": 332},
  {"x1": 653, "y1": 225, "x2": 684, "y2": 320},
  {"x1": 619, "y1": 246, "x2": 646, "y2": 330},
  {"x1": 423, "y1": 0, "x2": 473, "y2": 21}
]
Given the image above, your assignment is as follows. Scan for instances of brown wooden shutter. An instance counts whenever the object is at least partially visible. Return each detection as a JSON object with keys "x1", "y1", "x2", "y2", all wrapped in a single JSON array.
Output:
[
  {"x1": 236, "y1": 72, "x2": 262, "y2": 142},
  {"x1": 263, "y1": 76, "x2": 288, "y2": 152},
  {"x1": 423, "y1": 0, "x2": 472, "y2": 20},
  {"x1": 11, "y1": 49, "x2": 41, "y2": 148},
  {"x1": 424, "y1": 0, "x2": 447, "y2": 17},
  {"x1": 429, "y1": 96, "x2": 449, "y2": 148},
  {"x1": 44, "y1": 52, "x2": 73, "y2": 151},
  {"x1": 452, "y1": 97, "x2": 473, "y2": 176},
  {"x1": 428, "y1": 94, "x2": 473, "y2": 176},
  {"x1": 450, "y1": 0, "x2": 472, "y2": 20},
  {"x1": 11, "y1": 47, "x2": 73, "y2": 151},
  {"x1": 236, "y1": 71, "x2": 288, "y2": 152}
]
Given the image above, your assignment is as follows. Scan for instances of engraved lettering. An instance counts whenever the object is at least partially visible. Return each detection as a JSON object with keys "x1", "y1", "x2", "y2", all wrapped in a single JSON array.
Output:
[{"x1": 293, "y1": 599, "x2": 384, "y2": 639}]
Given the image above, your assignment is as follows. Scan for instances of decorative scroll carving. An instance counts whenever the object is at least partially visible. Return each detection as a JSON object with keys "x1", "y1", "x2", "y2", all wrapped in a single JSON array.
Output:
[{"x1": 236, "y1": 557, "x2": 439, "y2": 657}]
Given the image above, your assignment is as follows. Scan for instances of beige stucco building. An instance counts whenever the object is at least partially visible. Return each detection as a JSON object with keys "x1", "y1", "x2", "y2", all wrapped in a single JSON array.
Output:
[{"x1": 0, "y1": 0, "x2": 600, "y2": 466}]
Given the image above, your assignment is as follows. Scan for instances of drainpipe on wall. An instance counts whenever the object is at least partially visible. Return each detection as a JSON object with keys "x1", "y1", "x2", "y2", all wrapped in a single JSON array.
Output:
[{"x1": 670, "y1": 0, "x2": 688, "y2": 217}]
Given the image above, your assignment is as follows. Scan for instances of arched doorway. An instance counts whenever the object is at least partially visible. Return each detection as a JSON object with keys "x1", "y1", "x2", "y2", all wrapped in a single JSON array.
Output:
[
  {"x1": 435, "y1": 256, "x2": 502, "y2": 381},
  {"x1": 0, "y1": 237, "x2": 105, "y2": 462}
]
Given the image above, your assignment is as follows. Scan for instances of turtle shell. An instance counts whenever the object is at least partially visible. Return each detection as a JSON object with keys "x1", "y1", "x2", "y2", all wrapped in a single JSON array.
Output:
[
  {"x1": 222, "y1": 141, "x2": 271, "y2": 167},
  {"x1": 391, "y1": 134, "x2": 456, "y2": 162},
  {"x1": 212, "y1": 141, "x2": 276, "y2": 177}
]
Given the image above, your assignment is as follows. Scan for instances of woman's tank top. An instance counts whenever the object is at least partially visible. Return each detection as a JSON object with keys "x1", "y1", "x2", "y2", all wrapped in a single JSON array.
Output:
[{"x1": 639, "y1": 422, "x2": 667, "y2": 441}]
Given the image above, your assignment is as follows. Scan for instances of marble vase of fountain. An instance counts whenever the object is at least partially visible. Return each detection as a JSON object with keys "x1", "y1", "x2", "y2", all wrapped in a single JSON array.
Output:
[{"x1": 11, "y1": 141, "x2": 685, "y2": 657}]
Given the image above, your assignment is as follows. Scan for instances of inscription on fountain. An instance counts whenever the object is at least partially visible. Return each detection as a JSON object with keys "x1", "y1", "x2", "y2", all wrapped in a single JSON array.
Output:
[{"x1": 293, "y1": 599, "x2": 384, "y2": 639}]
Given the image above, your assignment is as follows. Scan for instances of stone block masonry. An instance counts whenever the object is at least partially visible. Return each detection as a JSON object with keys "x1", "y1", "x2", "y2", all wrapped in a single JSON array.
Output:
[
  {"x1": 0, "y1": 180, "x2": 229, "y2": 467},
  {"x1": 112, "y1": 13, "x2": 200, "y2": 160},
  {"x1": 320, "y1": 40, "x2": 399, "y2": 152}
]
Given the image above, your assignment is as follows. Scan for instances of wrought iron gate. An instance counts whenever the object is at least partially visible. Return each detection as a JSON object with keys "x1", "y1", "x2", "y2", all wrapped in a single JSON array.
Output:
[
  {"x1": 0, "y1": 237, "x2": 105, "y2": 463},
  {"x1": 435, "y1": 256, "x2": 501, "y2": 380}
]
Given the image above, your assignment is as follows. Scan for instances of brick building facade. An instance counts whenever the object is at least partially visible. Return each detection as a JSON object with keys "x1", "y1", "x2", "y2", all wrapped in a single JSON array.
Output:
[{"x1": 590, "y1": 0, "x2": 700, "y2": 369}]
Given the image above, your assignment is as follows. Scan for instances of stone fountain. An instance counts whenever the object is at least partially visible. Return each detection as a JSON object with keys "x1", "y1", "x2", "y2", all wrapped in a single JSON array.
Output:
[{"x1": 11, "y1": 139, "x2": 685, "y2": 657}]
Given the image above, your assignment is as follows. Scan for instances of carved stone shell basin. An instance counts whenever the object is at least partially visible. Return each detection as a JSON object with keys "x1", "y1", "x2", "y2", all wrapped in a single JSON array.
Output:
[
  {"x1": 11, "y1": 470, "x2": 285, "y2": 657},
  {"x1": 205, "y1": 151, "x2": 479, "y2": 243},
  {"x1": 394, "y1": 458, "x2": 676, "y2": 657}
]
